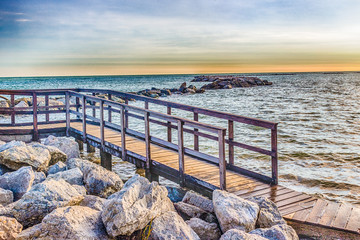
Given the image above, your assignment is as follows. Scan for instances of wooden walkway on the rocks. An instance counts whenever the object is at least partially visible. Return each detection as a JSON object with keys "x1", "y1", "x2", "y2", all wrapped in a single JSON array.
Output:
[{"x1": 0, "y1": 88, "x2": 359, "y2": 237}]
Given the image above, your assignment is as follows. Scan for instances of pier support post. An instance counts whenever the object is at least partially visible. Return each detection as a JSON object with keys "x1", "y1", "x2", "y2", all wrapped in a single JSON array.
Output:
[
  {"x1": 100, "y1": 149, "x2": 112, "y2": 171},
  {"x1": 76, "y1": 139, "x2": 84, "y2": 151},
  {"x1": 145, "y1": 170, "x2": 159, "y2": 182},
  {"x1": 87, "y1": 143, "x2": 96, "y2": 153}
]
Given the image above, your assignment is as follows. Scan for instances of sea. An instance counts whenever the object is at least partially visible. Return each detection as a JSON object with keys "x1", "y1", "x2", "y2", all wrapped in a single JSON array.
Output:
[{"x1": 0, "y1": 72, "x2": 359, "y2": 205}]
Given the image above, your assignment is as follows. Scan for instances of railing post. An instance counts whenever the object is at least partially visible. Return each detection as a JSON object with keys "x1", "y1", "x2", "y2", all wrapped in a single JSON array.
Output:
[
  {"x1": 144, "y1": 110, "x2": 152, "y2": 177},
  {"x1": 82, "y1": 95, "x2": 87, "y2": 142},
  {"x1": 178, "y1": 120, "x2": 185, "y2": 187},
  {"x1": 145, "y1": 101, "x2": 149, "y2": 109},
  {"x1": 92, "y1": 92, "x2": 96, "y2": 118},
  {"x1": 218, "y1": 129, "x2": 226, "y2": 190},
  {"x1": 193, "y1": 112, "x2": 199, "y2": 151},
  {"x1": 100, "y1": 100, "x2": 104, "y2": 147},
  {"x1": 33, "y1": 93, "x2": 39, "y2": 141},
  {"x1": 271, "y1": 124, "x2": 278, "y2": 185},
  {"x1": 10, "y1": 94, "x2": 15, "y2": 126},
  {"x1": 120, "y1": 106, "x2": 127, "y2": 161},
  {"x1": 45, "y1": 95, "x2": 50, "y2": 123},
  {"x1": 124, "y1": 99, "x2": 129, "y2": 128},
  {"x1": 228, "y1": 120, "x2": 234, "y2": 165},
  {"x1": 167, "y1": 106, "x2": 172, "y2": 142},
  {"x1": 65, "y1": 92, "x2": 70, "y2": 137},
  {"x1": 108, "y1": 94, "x2": 112, "y2": 123}
]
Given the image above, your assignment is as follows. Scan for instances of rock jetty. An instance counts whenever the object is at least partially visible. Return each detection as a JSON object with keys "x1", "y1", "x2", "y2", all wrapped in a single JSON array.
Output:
[{"x1": 0, "y1": 136, "x2": 298, "y2": 239}]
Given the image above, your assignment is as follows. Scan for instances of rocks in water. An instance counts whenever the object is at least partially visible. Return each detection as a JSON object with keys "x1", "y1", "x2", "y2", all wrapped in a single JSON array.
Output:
[
  {"x1": 17, "y1": 206, "x2": 110, "y2": 240},
  {"x1": 80, "y1": 195, "x2": 106, "y2": 211},
  {"x1": 47, "y1": 168, "x2": 84, "y2": 186},
  {"x1": 186, "y1": 217, "x2": 221, "y2": 240},
  {"x1": 149, "y1": 211, "x2": 200, "y2": 240},
  {"x1": 47, "y1": 161, "x2": 67, "y2": 175},
  {"x1": 33, "y1": 171, "x2": 46, "y2": 185},
  {"x1": 220, "y1": 229, "x2": 267, "y2": 240},
  {"x1": 101, "y1": 174, "x2": 174, "y2": 237},
  {"x1": 250, "y1": 224, "x2": 299, "y2": 240},
  {"x1": 213, "y1": 190, "x2": 259, "y2": 233},
  {"x1": 0, "y1": 216, "x2": 23, "y2": 240},
  {"x1": 174, "y1": 201, "x2": 217, "y2": 223},
  {"x1": 249, "y1": 196, "x2": 286, "y2": 228},
  {"x1": 0, "y1": 188, "x2": 13, "y2": 206},
  {"x1": 11, "y1": 179, "x2": 84, "y2": 227},
  {"x1": 179, "y1": 82, "x2": 187, "y2": 92},
  {"x1": 43, "y1": 135, "x2": 80, "y2": 159},
  {"x1": 0, "y1": 166, "x2": 34, "y2": 201},
  {"x1": 183, "y1": 190, "x2": 214, "y2": 213}
]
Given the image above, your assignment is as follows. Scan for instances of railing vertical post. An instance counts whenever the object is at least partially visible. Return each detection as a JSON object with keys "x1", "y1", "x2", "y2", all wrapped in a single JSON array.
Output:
[
  {"x1": 65, "y1": 92, "x2": 70, "y2": 137},
  {"x1": 194, "y1": 112, "x2": 199, "y2": 151},
  {"x1": 218, "y1": 129, "x2": 226, "y2": 190},
  {"x1": 178, "y1": 120, "x2": 185, "y2": 187},
  {"x1": 271, "y1": 124, "x2": 278, "y2": 185},
  {"x1": 92, "y1": 92, "x2": 96, "y2": 118},
  {"x1": 124, "y1": 99, "x2": 129, "y2": 128},
  {"x1": 10, "y1": 94, "x2": 15, "y2": 125},
  {"x1": 145, "y1": 101, "x2": 149, "y2": 109},
  {"x1": 82, "y1": 95, "x2": 87, "y2": 142},
  {"x1": 100, "y1": 100, "x2": 104, "y2": 147},
  {"x1": 120, "y1": 106, "x2": 127, "y2": 161},
  {"x1": 167, "y1": 106, "x2": 172, "y2": 142},
  {"x1": 33, "y1": 93, "x2": 39, "y2": 141},
  {"x1": 108, "y1": 94, "x2": 112, "y2": 123},
  {"x1": 45, "y1": 95, "x2": 50, "y2": 123},
  {"x1": 228, "y1": 120, "x2": 234, "y2": 165},
  {"x1": 144, "y1": 110, "x2": 151, "y2": 170}
]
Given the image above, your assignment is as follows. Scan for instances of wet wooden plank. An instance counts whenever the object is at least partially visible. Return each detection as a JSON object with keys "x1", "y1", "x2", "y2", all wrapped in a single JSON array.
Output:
[
  {"x1": 305, "y1": 199, "x2": 328, "y2": 224},
  {"x1": 331, "y1": 204, "x2": 353, "y2": 229},
  {"x1": 291, "y1": 208, "x2": 312, "y2": 222},
  {"x1": 318, "y1": 201, "x2": 340, "y2": 226},
  {"x1": 345, "y1": 207, "x2": 360, "y2": 233}
]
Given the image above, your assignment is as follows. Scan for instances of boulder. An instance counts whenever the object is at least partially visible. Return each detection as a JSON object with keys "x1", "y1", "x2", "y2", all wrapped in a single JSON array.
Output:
[
  {"x1": 0, "y1": 166, "x2": 34, "y2": 201},
  {"x1": 166, "y1": 186, "x2": 186, "y2": 203},
  {"x1": 174, "y1": 201, "x2": 217, "y2": 223},
  {"x1": 0, "y1": 101, "x2": 9, "y2": 108},
  {"x1": 0, "y1": 165, "x2": 11, "y2": 176},
  {"x1": 47, "y1": 168, "x2": 83, "y2": 186},
  {"x1": 14, "y1": 101, "x2": 28, "y2": 108},
  {"x1": 0, "y1": 145, "x2": 51, "y2": 171},
  {"x1": 16, "y1": 206, "x2": 110, "y2": 240},
  {"x1": 43, "y1": 135, "x2": 80, "y2": 159},
  {"x1": 80, "y1": 195, "x2": 106, "y2": 211},
  {"x1": 30, "y1": 143, "x2": 67, "y2": 165},
  {"x1": 179, "y1": 82, "x2": 187, "y2": 92},
  {"x1": 0, "y1": 188, "x2": 13, "y2": 206},
  {"x1": 250, "y1": 224, "x2": 299, "y2": 240},
  {"x1": 0, "y1": 141, "x2": 6, "y2": 147},
  {"x1": 213, "y1": 190, "x2": 259, "y2": 233},
  {"x1": 0, "y1": 141, "x2": 25, "y2": 153},
  {"x1": 183, "y1": 190, "x2": 214, "y2": 213},
  {"x1": 186, "y1": 217, "x2": 221, "y2": 240},
  {"x1": 220, "y1": 229, "x2": 267, "y2": 240},
  {"x1": 149, "y1": 211, "x2": 200, "y2": 240},
  {"x1": 33, "y1": 171, "x2": 46, "y2": 185},
  {"x1": 11, "y1": 179, "x2": 84, "y2": 227},
  {"x1": 101, "y1": 174, "x2": 174, "y2": 237},
  {"x1": 249, "y1": 196, "x2": 286, "y2": 228},
  {"x1": 73, "y1": 185, "x2": 87, "y2": 195},
  {"x1": 47, "y1": 161, "x2": 67, "y2": 175},
  {"x1": 66, "y1": 158, "x2": 96, "y2": 171},
  {"x1": 0, "y1": 216, "x2": 22, "y2": 240}
]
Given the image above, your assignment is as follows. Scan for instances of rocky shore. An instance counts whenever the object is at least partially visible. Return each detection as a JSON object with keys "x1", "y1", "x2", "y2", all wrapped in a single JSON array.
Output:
[{"x1": 0, "y1": 136, "x2": 299, "y2": 240}]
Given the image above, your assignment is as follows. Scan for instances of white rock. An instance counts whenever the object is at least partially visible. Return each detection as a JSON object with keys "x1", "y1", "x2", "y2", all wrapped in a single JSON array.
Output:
[
  {"x1": 80, "y1": 195, "x2": 106, "y2": 211},
  {"x1": 47, "y1": 168, "x2": 83, "y2": 185},
  {"x1": 174, "y1": 201, "x2": 217, "y2": 223},
  {"x1": 72, "y1": 185, "x2": 87, "y2": 195},
  {"x1": 220, "y1": 229, "x2": 267, "y2": 240},
  {"x1": 0, "y1": 188, "x2": 13, "y2": 206},
  {"x1": 14, "y1": 101, "x2": 28, "y2": 108},
  {"x1": 0, "y1": 141, "x2": 25, "y2": 153},
  {"x1": 47, "y1": 161, "x2": 67, "y2": 175},
  {"x1": 0, "y1": 166, "x2": 34, "y2": 201},
  {"x1": 0, "y1": 141, "x2": 6, "y2": 147},
  {"x1": 183, "y1": 190, "x2": 214, "y2": 213},
  {"x1": 0, "y1": 101, "x2": 9, "y2": 108},
  {"x1": 249, "y1": 196, "x2": 286, "y2": 228},
  {"x1": 250, "y1": 224, "x2": 299, "y2": 240},
  {"x1": 33, "y1": 171, "x2": 46, "y2": 185},
  {"x1": 30, "y1": 143, "x2": 67, "y2": 165},
  {"x1": 186, "y1": 217, "x2": 221, "y2": 240},
  {"x1": 43, "y1": 135, "x2": 80, "y2": 159},
  {"x1": 0, "y1": 216, "x2": 22, "y2": 240}
]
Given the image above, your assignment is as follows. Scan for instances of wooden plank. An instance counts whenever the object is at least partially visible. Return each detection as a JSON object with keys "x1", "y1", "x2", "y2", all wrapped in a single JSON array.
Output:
[
  {"x1": 167, "y1": 106, "x2": 172, "y2": 142},
  {"x1": 144, "y1": 111, "x2": 151, "y2": 169},
  {"x1": 318, "y1": 201, "x2": 341, "y2": 226},
  {"x1": 121, "y1": 106, "x2": 126, "y2": 160},
  {"x1": 271, "y1": 126, "x2": 278, "y2": 184},
  {"x1": 178, "y1": 120, "x2": 185, "y2": 187},
  {"x1": 100, "y1": 101, "x2": 104, "y2": 147},
  {"x1": 331, "y1": 203, "x2": 353, "y2": 229},
  {"x1": 291, "y1": 208, "x2": 312, "y2": 222},
  {"x1": 275, "y1": 194, "x2": 314, "y2": 208},
  {"x1": 345, "y1": 207, "x2": 360, "y2": 233},
  {"x1": 228, "y1": 120, "x2": 234, "y2": 165},
  {"x1": 305, "y1": 199, "x2": 328, "y2": 224},
  {"x1": 33, "y1": 93, "x2": 38, "y2": 140},
  {"x1": 82, "y1": 95, "x2": 87, "y2": 142},
  {"x1": 10, "y1": 94, "x2": 15, "y2": 125},
  {"x1": 194, "y1": 112, "x2": 199, "y2": 151},
  {"x1": 218, "y1": 129, "x2": 226, "y2": 190}
]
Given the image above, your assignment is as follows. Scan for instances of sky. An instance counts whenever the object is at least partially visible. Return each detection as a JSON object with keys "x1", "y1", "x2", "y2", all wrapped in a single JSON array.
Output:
[{"x1": 1, "y1": 0, "x2": 360, "y2": 77}]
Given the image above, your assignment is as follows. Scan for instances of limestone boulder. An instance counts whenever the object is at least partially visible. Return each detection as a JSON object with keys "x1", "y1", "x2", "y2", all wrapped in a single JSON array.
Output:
[
  {"x1": 250, "y1": 224, "x2": 299, "y2": 240},
  {"x1": 220, "y1": 229, "x2": 267, "y2": 240},
  {"x1": 73, "y1": 185, "x2": 87, "y2": 195},
  {"x1": 11, "y1": 179, "x2": 84, "y2": 227},
  {"x1": 183, "y1": 190, "x2": 214, "y2": 213},
  {"x1": 0, "y1": 188, "x2": 13, "y2": 206},
  {"x1": 15, "y1": 101, "x2": 28, "y2": 108},
  {"x1": 0, "y1": 216, "x2": 22, "y2": 240},
  {"x1": 33, "y1": 171, "x2": 46, "y2": 185},
  {"x1": 66, "y1": 158, "x2": 96, "y2": 171},
  {"x1": 47, "y1": 168, "x2": 83, "y2": 186},
  {"x1": 47, "y1": 161, "x2": 67, "y2": 175},
  {"x1": 249, "y1": 196, "x2": 286, "y2": 228},
  {"x1": 80, "y1": 195, "x2": 106, "y2": 211},
  {"x1": 43, "y1": 135, "x2": 80, "y2": 159},
  {"x1": 0, "y1": 101, "x2": 9, "y2": 108},
  {"x1": 213, "y1": 190, "x2": 259, "y2": 233},
  {"x1": 0, "y1": 166, "x2": 34, "y2": 201},
  {"x1": 186, "y1": 217, "x2": 221, "y2": 240},
  {"x1": 30, "y1": 143, "x2": 67, "y2": 165},
  {"x1": 0, "y1": 141, "x2": 6, "y2": 147},
  {"x1": 174, "y1": 201, "x2": 217, "y2": 223},
  {"x1": 101, "y1": 174, "x2": 174, "y2": 237},
  {"x1": 16, "y1": 206, "x2": 111, "y2": 240},
  {"x1": 0, "y1": 141, "x2": 25, "y2": 153}
]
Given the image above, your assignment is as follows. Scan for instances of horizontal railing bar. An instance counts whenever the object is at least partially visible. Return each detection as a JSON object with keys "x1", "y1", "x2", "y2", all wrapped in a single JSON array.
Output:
[{"x1": 226, "y1": 140, "x2": 274, "y2": 157}]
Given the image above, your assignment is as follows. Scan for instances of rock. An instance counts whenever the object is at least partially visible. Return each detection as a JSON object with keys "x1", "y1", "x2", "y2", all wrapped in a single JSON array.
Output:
[
  {"x1": 250, "y1": 224, "x2": 299, "y2": 240},
  {"x1": 14, "y1": 101, "x2": 28, "y2": 108},
  {"x1": 179, "y1": 82, "x2": 187, "y2": 92},
  {"x1": 0, "y1": 166, "x2": 34, "y2": 201},
  {"x1": 183, "y1": 190, "x2": 214, "y2": 213},
  {"x1": 33, "y1": 171, "x2": 46, "y2": 185},
  {"x1": 213, "y1": 190, "x2": 259, "y2": 233},
  {"x1": 73, "y1": 185, "x2": 87, "y2": 195},
  {"x1": 220, "y1": 229, "x2": 267, "y2": 240},
  {"x1": 0, "y1": 101, "x2": 9, "y2": 108},
  {"x1": 196, "y1": 88, "x2": 205, "y2": 93},
  {"x1": 47, "y1": 161, "x2": 67, "y2": 175},
  {"x1": 11, "y1": 179, "x2": 84, "y2": 227},
  {"x1": 80, "y1": 195, "x2": 106, "y2": 211},
  {"x1": 16, "y1": 206, "x2": 110, "y2": 240},
  {"x1": 149, "y1": 211, "x2": 200, "y2": 240},
  {"x1": 174, "y1": 202, "x2": 217, "y2": 223},
  {"x1": 30, "y1": 143, "x2": 67, "y2": 165},
  {"x1": 66, "y1": 158, "x2": 96, "y2": 171},
  {"x1": 101, "y1": 174, "x2": 174, "y2": 237},
  {"x1": 43, "y1": 135, "x2": 80, "y2": 159},
  {"x1": 0, "y1": 141, "x2": 5, "y2": 147},
  {"x1": 0, "y1": 145, "x2": 51, "y2": 171},
  {"x1": 0, "y1": 216, "x2": 22, "y2": 240},
  {"x1": 249, "y1": 196, "x2": 286, "y2": 228},
  {"x1": 47, "y1": 168, "x2": 84, "y2": 186},
  {"x1": 0, "y1": 165, "x2": 11, "y2": 176},
  {"x1": 186, "y1": 217, "x2": 221, "y2": 240},
  {"x1": 0, "y1": 188, "x2": 13, "y2": 206},
  {"x1": 166, "y1": 186, "x2": 186, "y2": 203},
  {"x1": 0, "y1": 141, "x2": 25, "y2": 153}
]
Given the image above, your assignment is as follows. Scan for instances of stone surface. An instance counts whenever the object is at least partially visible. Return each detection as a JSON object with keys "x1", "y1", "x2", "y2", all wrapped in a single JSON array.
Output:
[
  {"x1": 220, "y1": 229, "x2": 267, "y2": 240},
  {"x1": 47, "y1": 161, "x2": 67, "y2": 175},
  {"x1": 0, "y1": 216, "x2": 23, "y2": 240},
  {"x1": 174, "y1": 201, "x2": 217, "y2": 223},
  {"x1": 80, "y1": 195, "x2": 106, "y2": 211},
  {"x1": 101, "y1": 174, "x2": 174, "y2": 237},
  {"x1": 0, "y1": 141, "x2": 25, "y2": 153},
  {"x1": 0, "y1": 141, "x2": 6, "y2": 147},
  {"x1": 16, "y1": 206, "x2": 110, "y2": 240},
  {"x1": 0, "y1": 145, "x2": 50, "y2": 171},
  {"x1": 250, "y1": 224, "x2": 299, "y2": 240},
  {"x1": 15, "y1": 101, "x2": 28, "y2": 108},
  {"x1": 0, "y1": 166, "x2": 34, "y2": 201},
  {"x1": 73, "y1": 185, "x2": 87, "y2": 195},
  {"x1": 186, "y1": 217, "x2": 221, "y2": 240},
  {"x1": 30, "y1": 143, "x2": 67, "y2": 165},
  {"x1": 33, "y1": 171, "x2": 46, "y2": 185},
  {"x1": 213, "y1": 190, "x2": 260, "y2": 233},
  {"x1": 0, "y1": 101, "x2": 9, "y2": 108},
  {"x1": 183, "y1": 190, "x2": 214, "y2": 213},
  {"x1": 47, "y1": 167, "x2": 84, "y2": 185},
  {"x1": 43, "y1": 135, "x2": 80, "y2": 159},
  {"x1": 0, "y1": 188, "x2": 13, "y2": 206},
  {"x1": 66, "y1": 158, "x2": 96, "y2": 171},
  {"x1": 249, "y1": 196, "x2": 286, "y2": 228},
  {"x1": 166, "y1": 186, "x2": 186, "y2": 203},
  {"x1": 11, "y1": 179, "x2": 84, "y2": 227}
]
